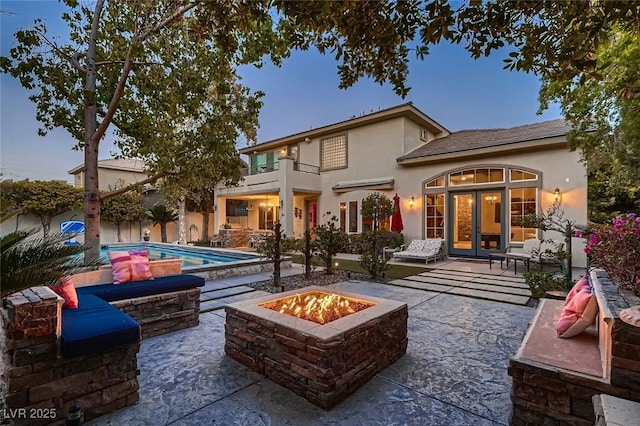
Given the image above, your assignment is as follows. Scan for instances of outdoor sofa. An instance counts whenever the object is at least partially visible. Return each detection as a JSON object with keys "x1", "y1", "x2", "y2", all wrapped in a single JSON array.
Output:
[{"x1": 391, "y1": 238, "x2": 445, "y2": 264}]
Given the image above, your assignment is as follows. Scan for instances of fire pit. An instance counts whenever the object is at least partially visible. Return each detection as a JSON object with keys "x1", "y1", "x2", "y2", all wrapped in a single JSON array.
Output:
[{"x1": 224, "y1": 286, "x2": 408, "y2": 409}]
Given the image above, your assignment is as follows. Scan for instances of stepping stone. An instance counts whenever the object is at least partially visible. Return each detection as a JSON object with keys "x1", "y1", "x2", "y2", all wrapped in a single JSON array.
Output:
[
  {"x1": 470, "y1": 277, "x2": 530, "y2": 289},
  {"x1": 388, "y1": 279, "x2": 454, "y2": 293},
  {"x1": 459, "y1": 281, "x2": 532, "y2": 297},
  {"x1": 447, "y1": 287, "x2": 530, "y2": 305},
  {"x1": 418, "y1": 272, "x2": 475, "y2": 283},
  {"x1": 422, "y1": 270, "x2": 484, "y2": 279},
  {"x1": 402, "y1": 275, "x2": 466, "y2": 287},
  {"x1": 200, "y1": 285, "x2": 256, "y2": 301}
]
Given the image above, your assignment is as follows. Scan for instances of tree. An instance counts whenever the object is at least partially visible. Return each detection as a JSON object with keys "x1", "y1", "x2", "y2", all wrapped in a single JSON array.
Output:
[
  {"x1": 1, "y1": 228, "x2": 103, "y2": 298},
  {"x1": 147, "y1": 204, "x2": 178, "y2": 243},
  {"x1": 186, "y1": 192, "x2": 215, "y2": 242},
  {"x1": 359, "y1": 193, "x2": 394, "y2": 279},
  {"x1": 9, "y1": 181, "x2": 83, "y2": 237},
  {"x1": 539, "y1": 29, "x2": 640, "y2": 206},
  {"x1": 313, "y1": 212, "x2": 349, "y2": 275},
  {"x1": 100, "y1": 186, "x2": 147, "y2": 243},
  {"x1": 255, "y1": 221, "x2": 295, "y2": 289}
]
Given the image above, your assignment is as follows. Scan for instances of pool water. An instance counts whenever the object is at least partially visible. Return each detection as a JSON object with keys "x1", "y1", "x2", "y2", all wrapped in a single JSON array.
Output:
[{"x1": 101, "y1": 243, "x2": 260, "y2": 268}]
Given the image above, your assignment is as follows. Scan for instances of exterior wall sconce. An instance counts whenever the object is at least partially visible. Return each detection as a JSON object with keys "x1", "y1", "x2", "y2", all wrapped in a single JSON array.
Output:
[
  {"x1": 280, "y1": 147, "x2": 287, "y2": 156},
  {"x1": 553, "y1": 187, "x2": 561, "y2": 203},
  {"x1": 409, "y1": 196, "x2": 415, "y2": 208}
]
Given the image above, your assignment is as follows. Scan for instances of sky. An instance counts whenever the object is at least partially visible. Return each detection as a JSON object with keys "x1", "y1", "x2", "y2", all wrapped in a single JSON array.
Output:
[{"x1": 0, "y1": 1, "x2": 562, "y2": 184}]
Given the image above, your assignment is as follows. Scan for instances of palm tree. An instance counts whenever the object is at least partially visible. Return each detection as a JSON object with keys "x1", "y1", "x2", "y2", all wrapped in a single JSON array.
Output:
[
  {"x1": 147, "y1": 204, "x2": 179, "y2": 243},
  {"x1": 1, "y1": 228, "x2": 104, "y2": 298}
]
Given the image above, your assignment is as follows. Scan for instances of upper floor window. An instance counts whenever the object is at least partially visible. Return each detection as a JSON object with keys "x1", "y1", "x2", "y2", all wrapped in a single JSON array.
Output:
[
  {"x1": 420, "y1": 127, "x2": 429, "y2": 141},
  {"x1": 321, "y1": 135, "x2": 347, "y2": 171},
  {"x1": 510, "y1": 169, "x2": 538, "y2": 182},
  {"x1": 449, "y1": 168, "x2": 504, "y2": 186}
]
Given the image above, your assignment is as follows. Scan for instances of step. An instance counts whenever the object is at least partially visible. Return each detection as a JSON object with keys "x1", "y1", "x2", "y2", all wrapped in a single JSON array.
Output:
[
  {"x1": 200, "y1": 290, "x2": 271, "y2": 313},
  {"x1": 388, "y1": 279, "x2": 454, "y2": 293},
  {"x1": 200, "y1": 285, "x2": 256, "y2": 302}
]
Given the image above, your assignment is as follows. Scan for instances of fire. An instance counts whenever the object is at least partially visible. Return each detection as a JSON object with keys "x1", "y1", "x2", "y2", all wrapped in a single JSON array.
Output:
[{"x1": 260, "y1": 291, "x2": 374, "y2": 324}]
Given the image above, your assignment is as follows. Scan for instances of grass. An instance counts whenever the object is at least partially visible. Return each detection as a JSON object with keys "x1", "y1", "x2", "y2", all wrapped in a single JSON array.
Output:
[{"x1": 286, "y1": 253, "x2": 431, "y2": 280}]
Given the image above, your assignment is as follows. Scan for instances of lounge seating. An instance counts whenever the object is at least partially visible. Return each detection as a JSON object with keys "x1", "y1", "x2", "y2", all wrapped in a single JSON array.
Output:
[
  {"x1": 489, "y1": 238, "x2": 565, "y2": 273},
  {"x1": 392, "y1": 239, "x2": 445, "y2": 264}
]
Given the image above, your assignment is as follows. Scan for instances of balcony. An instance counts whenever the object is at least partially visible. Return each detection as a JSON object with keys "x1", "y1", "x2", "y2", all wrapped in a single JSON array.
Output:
[{"x1": 241, "y1": 162, "x2": 319, "y2": 177}]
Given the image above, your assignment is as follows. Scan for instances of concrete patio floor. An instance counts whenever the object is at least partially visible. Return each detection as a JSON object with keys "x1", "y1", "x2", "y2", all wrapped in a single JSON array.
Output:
[{"x1": 88, "y1": 261, "x2": 537, "y2": 426}]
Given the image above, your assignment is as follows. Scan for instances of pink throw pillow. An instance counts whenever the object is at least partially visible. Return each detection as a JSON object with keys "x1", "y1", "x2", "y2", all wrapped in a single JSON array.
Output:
[
  {"x1": 556, "y1": 276, "x2": 598, "y2": 338},
  {"x1": 129, "y1": 248, "x2": 154, "y2": 282},
  {"x1": 50, "y1": 277, "x2": 79, "y2": 309},
  {"x1": 108, "y1": 249, "x2": 154, "y2": 284},
  {"x1": 108, "y1": 251, "x2": 133, "y2": 284}
]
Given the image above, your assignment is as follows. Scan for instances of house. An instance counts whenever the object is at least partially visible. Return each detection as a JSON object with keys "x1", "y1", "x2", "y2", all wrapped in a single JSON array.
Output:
[
  {"x1": 215, "y1": 103, "x2": 588, "y2": 267},
  {"x1": 68, "y1": 158, "x2": 150, "y2": 191}
]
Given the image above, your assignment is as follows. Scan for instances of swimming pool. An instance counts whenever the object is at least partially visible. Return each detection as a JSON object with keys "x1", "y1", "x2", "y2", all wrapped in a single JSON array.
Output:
[{"x1": 101, "y1": 242, "x2": 262, "y2": 269}]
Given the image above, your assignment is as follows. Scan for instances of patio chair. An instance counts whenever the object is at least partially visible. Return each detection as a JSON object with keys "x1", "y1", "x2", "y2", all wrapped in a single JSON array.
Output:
[{"x1": 392, "y1": 239, "x2": 445, "y2": 264}]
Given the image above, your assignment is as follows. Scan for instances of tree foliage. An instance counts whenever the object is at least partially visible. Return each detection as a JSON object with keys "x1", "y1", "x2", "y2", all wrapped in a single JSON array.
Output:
[
  {"x1": 313, "y1": 212, "x2": 348, "y2": 275},
  {"x1": 147, "y1": 204, "x2": 178, "y2": 243},
  {"x1": 5, "y1": 180, "x2": 83, "y2": 237},
  {"x1": 539, "y1": 29, "x2": 640, "y2": 211},
  {"x1": 100, "y1": 184, "x2": 146, "y2": 242},
  {"x1": 1, "y1": 228, "x2": 104, "y2": 298}
]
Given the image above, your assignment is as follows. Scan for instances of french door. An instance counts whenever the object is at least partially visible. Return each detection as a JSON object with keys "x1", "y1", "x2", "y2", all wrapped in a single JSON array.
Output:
[{"x1": 449, "y1": 190, "x2": 505, "y2": 258}]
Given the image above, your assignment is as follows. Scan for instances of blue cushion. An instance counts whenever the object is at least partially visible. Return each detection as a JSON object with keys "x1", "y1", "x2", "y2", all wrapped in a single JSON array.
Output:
[
  {"x1": 76, "y1": 274, "x2": 205, "y2": 302},
  {"x1": 61, "y1": 294, "x2": 141, "y2": 358}
]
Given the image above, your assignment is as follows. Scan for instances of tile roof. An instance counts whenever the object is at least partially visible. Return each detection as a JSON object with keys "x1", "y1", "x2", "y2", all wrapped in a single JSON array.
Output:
[
  {"x1": 68, "y1": 158, "x2": 146, "y2": 174},
  {"x1": 397, "y1": 119, "x2": 571, "y2": 161}
]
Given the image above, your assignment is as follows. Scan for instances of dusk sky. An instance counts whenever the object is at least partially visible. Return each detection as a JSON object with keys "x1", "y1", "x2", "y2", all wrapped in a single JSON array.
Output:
[{"x1": 1, "y1": 1, "x2": 562, "y2": 184}]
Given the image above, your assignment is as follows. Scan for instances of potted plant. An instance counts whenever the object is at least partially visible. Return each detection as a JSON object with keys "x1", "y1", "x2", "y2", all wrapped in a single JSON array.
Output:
[{"x1": 143, "y1": 229, "x2": 151, "y2": 241}]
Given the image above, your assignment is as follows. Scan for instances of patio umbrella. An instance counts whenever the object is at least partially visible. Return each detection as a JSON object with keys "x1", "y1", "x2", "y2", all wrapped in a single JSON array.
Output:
[{"x1": 391, "y1": 193, "x2": 404, "y2": 233}]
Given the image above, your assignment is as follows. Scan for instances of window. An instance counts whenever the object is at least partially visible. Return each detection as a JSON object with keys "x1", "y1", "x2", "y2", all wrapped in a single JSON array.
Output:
[
  {"x1": 339, "y1": 202, "x2": 346, "y2": 232},
  {"x1": 420, "y1": 127, "x2": 428, "y2": 141},
  {"x1": 510, "y1": 169, "x2": 538, "y2": 182},
  {"x1": 510, "y1": 187, "x2": 537, "y2": 242},
  {"x1": 250, "y1": 151, "x2": 278, "y2": 174},
  {"x1": 226, "y1": 199, "x2": 248, "y2": 217},
  {"x1": 425, "y1": 193, "x2": 445, "y2": 238},
  {"x1": 449, "y1": 168, "x2": 504, "y2": 186},
  {"x1": 348, "y1": 201, "x2": 358, "y2": 233},
  {"x1": 425, "y1": 176, "x2": 445, "y2": 188},
  {"x1": 321, "y1": 135, "x2": 347, "y2": 170}
]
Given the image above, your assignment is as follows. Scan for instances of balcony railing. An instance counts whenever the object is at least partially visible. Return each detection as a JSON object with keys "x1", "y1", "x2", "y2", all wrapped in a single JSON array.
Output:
[
  {"x1": 241, "y1": 161, "x2": 320, "y2": 176},
  {"x1": 293, "y1": 162, "x2": 320, "y2": 175},
  {"x1": 241, "y1": 162, "x2": 280, "y2": 176}
]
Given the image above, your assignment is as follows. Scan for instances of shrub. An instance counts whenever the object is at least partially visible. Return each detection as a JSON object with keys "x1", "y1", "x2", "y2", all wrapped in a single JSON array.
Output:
[
  {"x1": 349, "y1": 231, "x2": 404, "y2": 254},
  {"x1": 313, "y1": 213, "x2": 349, "y2": 275},
  {"x1": 582, "y1": 213, "x2": 640, "y2": 294},
  {"x1": 523, "y1": 271, "x2": 571, "y2": 299}
]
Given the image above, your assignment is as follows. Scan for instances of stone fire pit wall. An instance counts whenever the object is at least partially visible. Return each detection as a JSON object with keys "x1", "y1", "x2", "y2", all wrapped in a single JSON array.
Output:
[{"x1": 224, "y1": 286, "x2": 408, "y2": 409}]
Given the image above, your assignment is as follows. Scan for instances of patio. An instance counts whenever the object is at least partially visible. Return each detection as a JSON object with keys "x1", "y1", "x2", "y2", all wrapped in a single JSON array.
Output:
[{"x1": 87, "y1": 261, "x2": 535, "y2": 425}]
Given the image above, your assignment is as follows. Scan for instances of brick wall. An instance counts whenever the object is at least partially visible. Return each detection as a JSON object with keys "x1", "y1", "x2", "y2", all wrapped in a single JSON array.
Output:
[
  {"x1": 1, "y1": 287, "x2": 140, "y2": 425},
  {"x1": 112, "y1": 288, "x2": 201, "y2": 339}
]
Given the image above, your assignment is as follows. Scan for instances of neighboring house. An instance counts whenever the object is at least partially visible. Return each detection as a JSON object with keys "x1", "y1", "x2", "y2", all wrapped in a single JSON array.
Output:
[
  {"x1": 67, "y1": 158, "x2": 178, "y2": 243},
  {"x1": 215, "y1": 103, "x2": 588, "y2": 267},
  {"x1": 68, "y1": 158, "x2": 150, "y2": 191}
]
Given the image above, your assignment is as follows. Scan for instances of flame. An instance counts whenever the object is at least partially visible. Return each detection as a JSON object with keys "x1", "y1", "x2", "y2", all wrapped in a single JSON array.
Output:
[{"x1": 261, "y1": 291, "x2": 373, "y2": 324}]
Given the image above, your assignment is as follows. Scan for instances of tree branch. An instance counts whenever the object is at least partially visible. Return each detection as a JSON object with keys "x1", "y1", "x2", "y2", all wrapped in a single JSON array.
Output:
[
  {"x1": 95, "y1": 60, "x2": 161, "y2": 67},
  {"x1": 36, "y1": 31, "x2": 86, "y2": 74},
  {"x1": 137, "y1": 2, "x2": 199, "y2": 42},
  {"x1": 93, "y1": 52, "x2": 133, "y2": 143},
  {"x1": 96, "y1": 108, "x2": 122, "y2": 130},
  {"x1": 100, "y1": 170, "x2": 170, "y2": 202}
]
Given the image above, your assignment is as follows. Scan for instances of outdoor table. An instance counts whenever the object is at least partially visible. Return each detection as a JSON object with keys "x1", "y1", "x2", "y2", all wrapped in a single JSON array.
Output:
[{"x1": 488, "y1": 252, "x2": 530, "y2": 274}]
